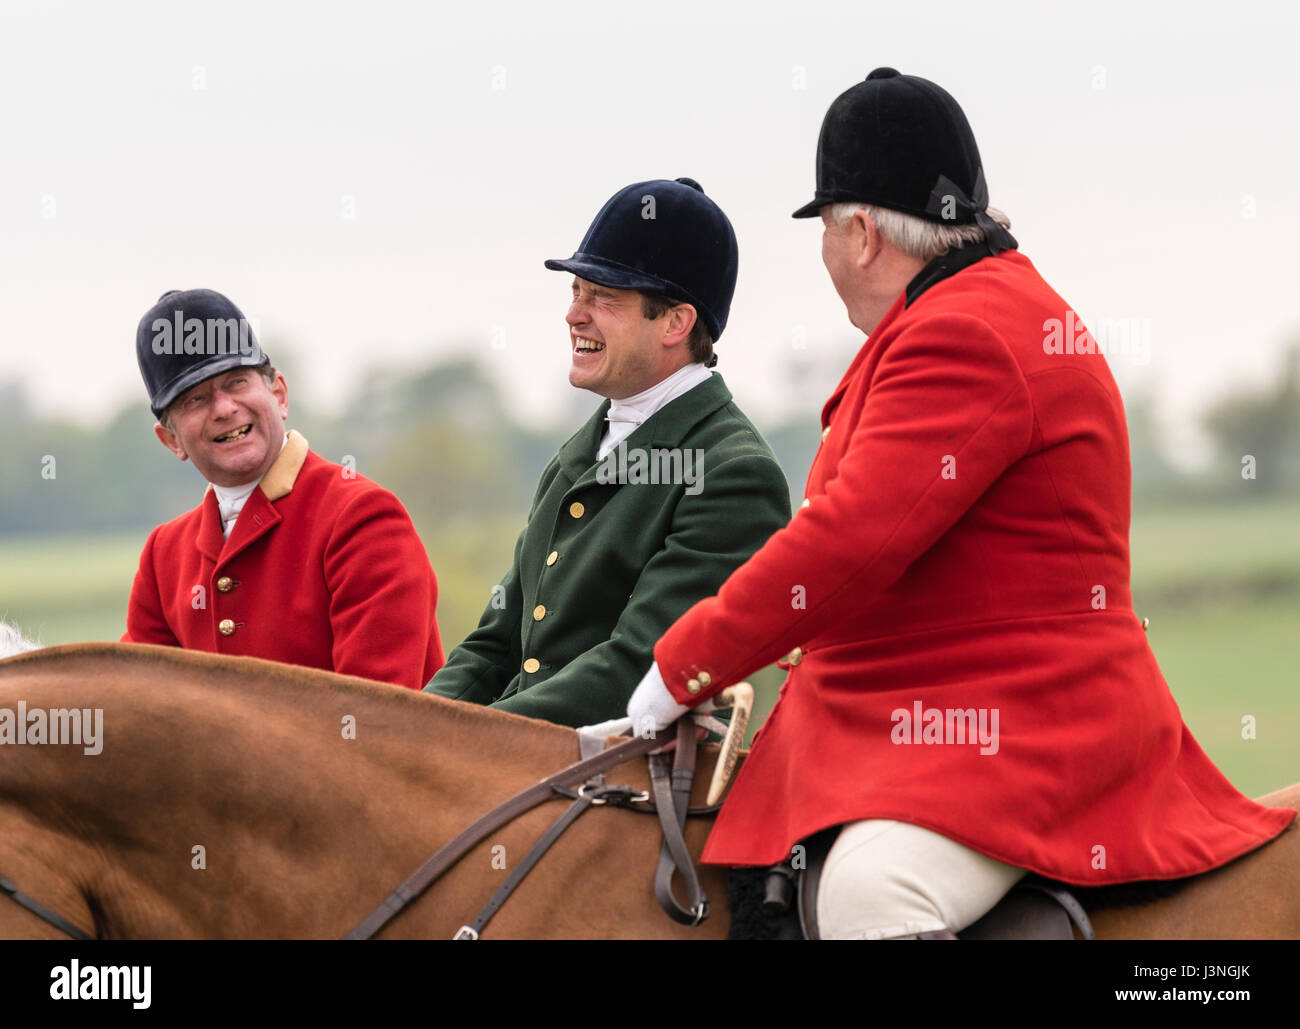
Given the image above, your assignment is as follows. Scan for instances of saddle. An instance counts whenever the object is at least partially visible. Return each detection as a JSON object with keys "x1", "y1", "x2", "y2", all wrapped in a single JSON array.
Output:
[{"x1": 728, "y1": 827, "x2": 1098, "y2": 940}]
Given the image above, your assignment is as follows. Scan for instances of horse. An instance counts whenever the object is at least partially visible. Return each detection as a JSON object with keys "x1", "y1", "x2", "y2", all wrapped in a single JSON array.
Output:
[{"x1": 0, "y1": 640, "x2": 1296, "y2": 939}]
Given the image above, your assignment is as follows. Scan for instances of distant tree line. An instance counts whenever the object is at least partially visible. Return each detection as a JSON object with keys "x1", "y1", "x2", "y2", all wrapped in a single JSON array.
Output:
[{"x1": 1, "y1": 344, "x2": 1296, "y2": 539}]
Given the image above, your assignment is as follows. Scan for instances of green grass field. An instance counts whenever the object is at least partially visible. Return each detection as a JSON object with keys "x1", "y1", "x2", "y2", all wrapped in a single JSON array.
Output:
[
  {"x1": 1130, "y1": 496, "x2": 1300, "y2": 598},
  {"x1": 2, "y1": 500, "x2": 1297, "y2": 797}
]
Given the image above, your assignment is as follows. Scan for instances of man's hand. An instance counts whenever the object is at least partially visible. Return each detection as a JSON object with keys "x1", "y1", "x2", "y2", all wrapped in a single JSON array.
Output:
[{"x1": 627, "y1": 661, "x2": 690, "y2": 739}]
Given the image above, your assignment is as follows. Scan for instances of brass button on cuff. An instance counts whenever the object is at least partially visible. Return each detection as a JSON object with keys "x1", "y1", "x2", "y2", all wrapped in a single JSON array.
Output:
[
  {"x1": 533, "y1": 605, "x2": 546, "y2": 621},
  {"x1": 218, "y1": 619, "x2": 236, "y2": 637},
  {"x1": 686, "y1": 678, "x2": 701, "y2": 695},
  {"x1": 546, "y1": 551, "x2": 558, "y2": 566},
  {"x1": 569, "y1": 502, "x2": 585, "y2": 518},
  {"x1": 216, "y1": 576, "x2": 234, "y2": 593},
  {"x1": 523, "y1": 658, "x2": 541, "y2": 674},
  {"x1": 787, "y1": 647, "x2": 803, "y2": 666},
  {"x1": 697, "y1": 671, "x2": 711, "y2": 687}
]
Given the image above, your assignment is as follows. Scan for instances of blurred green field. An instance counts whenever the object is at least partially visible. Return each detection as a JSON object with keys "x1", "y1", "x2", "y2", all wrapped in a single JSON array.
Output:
[
  {"x1": 1130, "y1": 496, "x2": 1300, "y2": 597},
  {"x1": 0, "y1": 517, "x2": 525, "y2": 653},
  {"x1": 2, "y1": 500, "x2": 1297, "y2": 797}
]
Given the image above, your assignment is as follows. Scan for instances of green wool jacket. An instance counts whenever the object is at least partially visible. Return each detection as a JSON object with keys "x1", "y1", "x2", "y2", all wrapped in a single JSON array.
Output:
[{"x1": 424, "y1": 372, "x2": 791, "y2": 727}]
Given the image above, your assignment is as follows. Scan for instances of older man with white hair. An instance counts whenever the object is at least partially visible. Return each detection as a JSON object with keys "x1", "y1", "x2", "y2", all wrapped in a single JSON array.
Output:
[{"x1": 628, "y1": 68, "x2": 1295, "y2": 940}]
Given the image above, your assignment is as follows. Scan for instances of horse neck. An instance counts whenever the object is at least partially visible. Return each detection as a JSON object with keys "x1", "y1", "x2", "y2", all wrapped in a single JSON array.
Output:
[{"x1": 0, "y1": 643, "x2": 583, "y2": 937}]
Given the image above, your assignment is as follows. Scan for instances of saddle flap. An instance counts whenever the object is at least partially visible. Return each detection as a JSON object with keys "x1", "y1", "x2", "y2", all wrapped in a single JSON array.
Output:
[{"x1": 958, "y1": 887, "x2": 1074, "y2": 940}]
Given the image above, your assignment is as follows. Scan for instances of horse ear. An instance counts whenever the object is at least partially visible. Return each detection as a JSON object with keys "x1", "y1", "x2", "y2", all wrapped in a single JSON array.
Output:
[{"x1": 706, "y1": 682, "x2": 753, "y2": 805}]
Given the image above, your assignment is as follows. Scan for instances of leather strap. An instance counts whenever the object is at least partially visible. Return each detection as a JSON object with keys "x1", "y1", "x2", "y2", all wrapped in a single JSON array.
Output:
[
  {"x1": 454, "y1": 791, "x2": 597, "y2": 940},
  {"x1": 0, "y1": 874, "x2": 93, "y2": 940},
  {"x1": 1020, "y1": 877, "x2": 1096, "y2": 940},
  {"x1": 344, "y1": 727, "x2": 678, "y2": 940},
  {"x1": 796, "y1": 827, "x2": 839, "y2": 940},
  {"x1": 651, "y1": 720, "x2": 708, "y2": 925}
]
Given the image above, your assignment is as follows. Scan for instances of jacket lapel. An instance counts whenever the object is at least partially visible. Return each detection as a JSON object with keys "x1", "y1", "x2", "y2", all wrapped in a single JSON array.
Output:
[
  {"x1": 210, "y1": 430, "x2": 310, "y2": 566},
  {"x1": 219, "y1": 489, "x2": 283, "y2": 562},
  {"x1": 568, "y1": 373, "x2": 734, "y2": 494},
  {"x1": 196, "y1": 489, "x2": 224, "y2": 563},
  {"x1": 556, "y1": 401, "x2": 610, "y2": 486}
]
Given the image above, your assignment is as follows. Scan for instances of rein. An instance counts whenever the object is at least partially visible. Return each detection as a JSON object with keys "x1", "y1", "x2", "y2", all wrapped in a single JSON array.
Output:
[
  {"x1": 345, "y1": 719, "x2": 714, "y2": 939},
  {"x1": 0, "y1": 873, "x2": 93, "y2": 940}
]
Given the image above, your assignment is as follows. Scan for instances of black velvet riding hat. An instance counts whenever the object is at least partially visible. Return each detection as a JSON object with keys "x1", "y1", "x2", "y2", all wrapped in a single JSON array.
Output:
[
  {"x1": 136, "y1": 289, "x2": 268, "y2": 419},
  {"x1": 545, "y1": 177, "x2": 739, "y2": 342},
  {"x1": 793, "y1": 67, "x2": 1011, "y2": 249}
]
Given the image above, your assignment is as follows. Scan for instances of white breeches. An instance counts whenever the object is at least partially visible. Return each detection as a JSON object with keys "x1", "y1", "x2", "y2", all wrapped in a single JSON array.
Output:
[{"x1": 816, "y1": 819, "x2": 1028, "y2": 940}]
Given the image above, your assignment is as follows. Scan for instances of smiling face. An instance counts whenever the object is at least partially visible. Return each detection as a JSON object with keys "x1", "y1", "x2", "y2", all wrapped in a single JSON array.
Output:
[
  {"x1": 565, "y1": 277, "x2": 696, "y2": 399},
  {"x1": 154, "y1": 367, "x2": 289, "y2": 487}
]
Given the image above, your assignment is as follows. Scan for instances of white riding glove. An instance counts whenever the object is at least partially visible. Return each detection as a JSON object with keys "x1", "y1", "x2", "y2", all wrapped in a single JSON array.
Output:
[{"x1": 626, "y1": 661, "x2": 690, "y2": 739}]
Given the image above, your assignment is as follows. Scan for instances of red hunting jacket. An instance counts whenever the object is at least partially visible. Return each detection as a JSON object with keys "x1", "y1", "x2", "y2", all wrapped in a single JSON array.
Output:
[
  {"x1": 123, "y1": 431, "x2": 444, "y2": 689},
  {"x1": 655, "y1": 248, "x2": 1295, "y2": 883}
]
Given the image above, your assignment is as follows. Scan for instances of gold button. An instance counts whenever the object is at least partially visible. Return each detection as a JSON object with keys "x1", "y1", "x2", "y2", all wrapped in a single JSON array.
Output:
[
  {"x1": 218, "y1": 619, "x2": 236, "y2": 637},
  {"x1": 686, "y1": 678, "x2": 701, "y2": 695},
  {"x1": 546, "y1": 551, "x2": 558, "y2": 566},
  {"x1": 697, "y1": 672, "x2": 711, "y2": 687},
  {"x1": 533, "y1": 605, "x2": 546, "y2": 621},
  {"x1": 821, "y1": 426, "x2": 830, "y2": 442},
  {"x1": 569, "y1": 502, "x2": 585, "y2": 518},
  {"x1": 216, "y1": 576, "x2": 234, "y2": 593},
  {"x1": 787, "y1": 647, "x2": 803, "y2": 666},
  {"x1": 1141, "y1": 617, "x2": 1150, "y2": 633},
  {"x1": 800, "y1": 498, "x2": 811, "y2": 509},
  {"x1": 523, "y1": 658, "x2": 540, "y2": 674}
]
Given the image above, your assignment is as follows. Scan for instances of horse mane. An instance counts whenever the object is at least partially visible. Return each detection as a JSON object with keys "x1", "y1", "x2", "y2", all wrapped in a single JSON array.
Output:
[
  {"x1": 0, "y1": 640, "x2": 579, "y2": 747},
  {"x1": 0, "y1": 621, "x2": 40, "y2": 659}
]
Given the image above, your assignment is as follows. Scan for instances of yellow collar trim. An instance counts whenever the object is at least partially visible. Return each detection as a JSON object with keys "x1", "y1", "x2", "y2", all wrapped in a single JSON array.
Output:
[{"x1": 259, "y1": 429, "x2": 309, "y2": 501}]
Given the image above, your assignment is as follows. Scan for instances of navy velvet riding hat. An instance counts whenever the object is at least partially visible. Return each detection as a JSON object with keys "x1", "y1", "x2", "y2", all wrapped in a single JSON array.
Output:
[
  {"x1": 545, "y1": 177, "x2": 739, "y2": 342},
  {"x1": 135, "y1": 288, "x2": 268, "y2": 419},
  {"x1": 793, "y1": 68, "x2": 1012, "y2": 251}
]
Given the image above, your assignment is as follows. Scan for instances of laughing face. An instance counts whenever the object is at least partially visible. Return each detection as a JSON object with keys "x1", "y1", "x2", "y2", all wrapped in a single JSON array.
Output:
[
  {"x1": 155, "y1": 367, "x2": 289, "y2": 486},
  {"x1": 566, "y1": 277, "x2": 687, "y2": 399}
]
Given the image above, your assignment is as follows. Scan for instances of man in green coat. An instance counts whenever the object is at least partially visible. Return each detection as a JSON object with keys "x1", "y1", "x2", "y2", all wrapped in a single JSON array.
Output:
[{"x1": 424, "y1": 177, "x2": 791, "y2": 727}]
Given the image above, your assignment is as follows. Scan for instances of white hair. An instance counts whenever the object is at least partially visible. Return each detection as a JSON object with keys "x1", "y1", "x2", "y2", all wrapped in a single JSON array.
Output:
[
  {"x1": 0, "y1": 621, "x2": 40, "y2": 659},
  {"x1": 830, "y1": 202, "x2": 1012, "y2": 263}
]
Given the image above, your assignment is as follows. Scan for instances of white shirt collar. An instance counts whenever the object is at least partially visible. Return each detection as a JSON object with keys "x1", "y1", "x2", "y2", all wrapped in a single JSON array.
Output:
[{"x1": 598, "y1": 364, "x2": 711, "y2": 461}]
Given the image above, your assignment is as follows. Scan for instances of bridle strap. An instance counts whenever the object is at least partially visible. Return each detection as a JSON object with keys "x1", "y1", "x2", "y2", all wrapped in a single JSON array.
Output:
[
  {"x1": 454, "y1": 789, "x2": 599, "y2": 940},
  {"x1": 0, "y1": 874, "x2": 93, "y2": 940},
  {"x1": 344, "y1": 726, "x2": 680, "y2": 940},
  {"x1": 651, "y1": 720, "x2": 709, "y2": 924}
]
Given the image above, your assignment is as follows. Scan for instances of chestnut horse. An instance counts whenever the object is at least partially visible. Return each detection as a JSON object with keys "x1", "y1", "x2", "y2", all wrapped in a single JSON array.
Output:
[{"x1": 0, "y1": 643, "x2": 1296, "y2": 939}]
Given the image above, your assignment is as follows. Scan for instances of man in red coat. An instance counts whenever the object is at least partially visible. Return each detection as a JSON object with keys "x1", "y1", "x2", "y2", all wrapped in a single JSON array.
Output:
[
  {"x1": 122, "y1": 288, "x2": 444, "y2": 689},
  {"x1": 629, "y1": 69, "x2": 1295, "y2": 938}
]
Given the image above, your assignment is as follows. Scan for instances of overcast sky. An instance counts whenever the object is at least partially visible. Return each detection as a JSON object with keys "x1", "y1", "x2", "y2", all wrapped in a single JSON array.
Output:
[{"x1": 2, "y1": 0, "x2": 1296, "y2": 467}]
